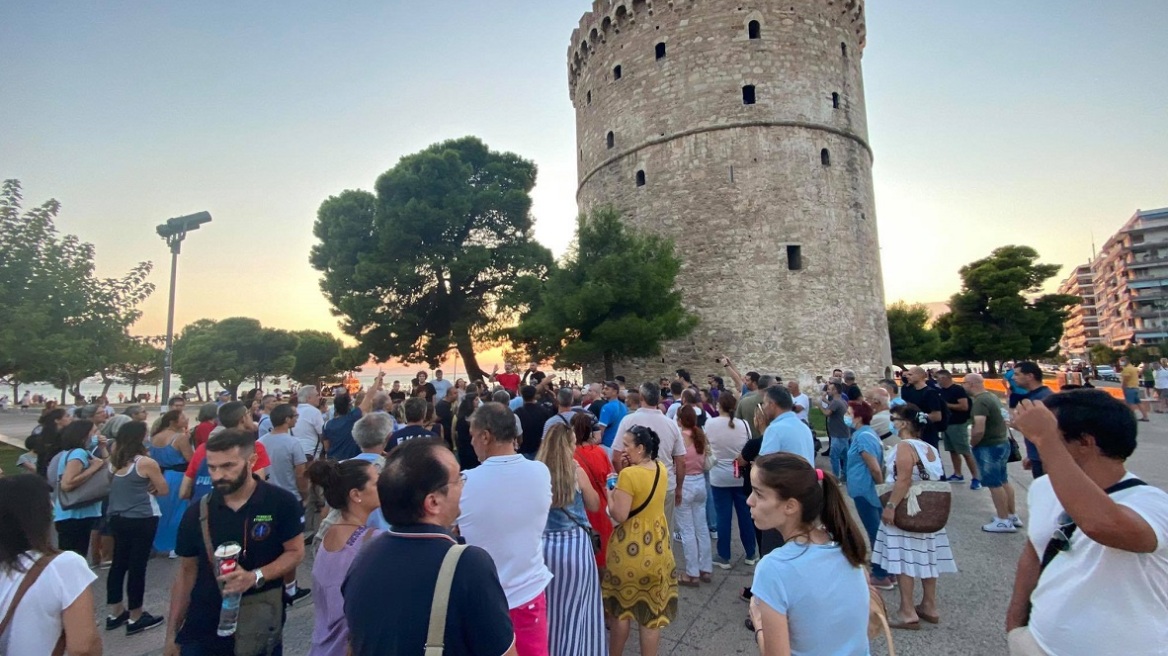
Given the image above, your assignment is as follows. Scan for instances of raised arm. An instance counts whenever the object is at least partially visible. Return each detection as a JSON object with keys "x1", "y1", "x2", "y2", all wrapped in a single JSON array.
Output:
[{"x1": 359, "y1": 372, "x2": 384, "y2": 415}]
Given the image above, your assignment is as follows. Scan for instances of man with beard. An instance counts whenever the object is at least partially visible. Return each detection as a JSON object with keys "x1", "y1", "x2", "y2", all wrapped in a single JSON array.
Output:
[{"x1": 165, "y1": 430, "x2": 305, "y2": 656}]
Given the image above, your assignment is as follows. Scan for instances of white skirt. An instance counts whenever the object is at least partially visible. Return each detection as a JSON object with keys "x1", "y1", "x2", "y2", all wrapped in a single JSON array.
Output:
[{"x1": 872, "y1": 524, "x2": 958, "y2": 579}]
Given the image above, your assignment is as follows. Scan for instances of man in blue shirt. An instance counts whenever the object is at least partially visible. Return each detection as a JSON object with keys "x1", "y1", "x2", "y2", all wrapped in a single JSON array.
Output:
[
  {"x1": 1013, "y1": 361, "x2": 1053, "y2": 478},
  {"x1": 757, "y1": 385, "x2": 816, "y2": 464},
  {"x1": 597, "y1": 381, "x2": 628, "y2": 448}
]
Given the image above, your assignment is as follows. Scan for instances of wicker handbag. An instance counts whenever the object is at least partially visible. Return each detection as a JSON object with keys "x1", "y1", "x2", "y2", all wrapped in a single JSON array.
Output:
[{"x1": 876, "y1": 445, "x2": 951, "y2": 534}]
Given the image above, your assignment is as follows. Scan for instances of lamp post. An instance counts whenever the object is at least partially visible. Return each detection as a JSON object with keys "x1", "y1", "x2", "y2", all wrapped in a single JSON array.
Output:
[{"x1": 156, "y1": 211, "x2": 212, "y2": 410}]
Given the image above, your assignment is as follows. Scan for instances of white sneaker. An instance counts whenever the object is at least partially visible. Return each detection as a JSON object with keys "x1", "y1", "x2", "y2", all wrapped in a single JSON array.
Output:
[
  {"x1": 168, "y1": 550, "x2": 178, "y2": 559},
  {"x1": 982, "y1": 519, "x2": 1017, "y2": 534},
  {"x1": 744, "y1": 556, "x2": 759, "y2": 566},
  {"x1": 1009, "y1": 514, "x2": 1025, "y2": 528}
]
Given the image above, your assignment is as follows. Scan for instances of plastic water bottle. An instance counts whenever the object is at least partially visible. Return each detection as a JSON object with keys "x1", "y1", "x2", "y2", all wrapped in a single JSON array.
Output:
[{"x1": 215, "y1": 542, "x2": 243, "y2": 637}]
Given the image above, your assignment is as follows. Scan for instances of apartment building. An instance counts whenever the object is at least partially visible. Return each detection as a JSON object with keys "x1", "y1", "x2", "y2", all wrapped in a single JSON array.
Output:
[
  {"x1": 1090, "y1": 207, "x2": 1168, "y2": 349},
  {"x1": 1057, "y1": 263, "x2": 1100, "y2": 358}
]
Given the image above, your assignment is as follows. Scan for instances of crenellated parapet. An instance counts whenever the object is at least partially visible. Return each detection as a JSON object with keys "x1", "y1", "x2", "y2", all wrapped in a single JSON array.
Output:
[{"x1": 567, "y1": 0, "x2": 866, "y2": 100}]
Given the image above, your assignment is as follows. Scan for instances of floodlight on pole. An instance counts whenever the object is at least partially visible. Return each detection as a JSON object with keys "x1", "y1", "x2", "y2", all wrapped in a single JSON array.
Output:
[{"x1": 156, "y1": 211, "x2": 212, "y2": 410}]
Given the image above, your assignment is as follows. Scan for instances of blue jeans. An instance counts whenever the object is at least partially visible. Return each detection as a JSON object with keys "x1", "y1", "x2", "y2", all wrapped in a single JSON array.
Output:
[
  {"x1": 711, "y1": 485, "x2": 756, "y2": 561},
  {"x1": 852, "y1": 496, "x2": 891, "y2": 579},
  {"x1": 829, "y1": 437, "x2": 850, "y2": 479}
]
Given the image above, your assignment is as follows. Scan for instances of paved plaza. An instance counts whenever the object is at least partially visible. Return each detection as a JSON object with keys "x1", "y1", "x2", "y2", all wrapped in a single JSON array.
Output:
[{"x1": 3, "y1": 405, "x2": 1165, "y2": 656}]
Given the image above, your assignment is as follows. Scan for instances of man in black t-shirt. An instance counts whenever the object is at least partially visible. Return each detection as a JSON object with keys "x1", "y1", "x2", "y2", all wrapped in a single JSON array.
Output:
[
  {"x1": 387, "y1": 398, "x2": 438, "y2": 450},
  {"x1": 899, "y1": 367, "x2": 949, "y2": 472},
  {"x1": 344, "y1": 440, "x2": 516, "y2": 656},
  {"x1": 434, "y1": 386, "x2": 458, "y2": 448},
  {"x1": 388, "y1": 380, "x2": 407, "y2": 404},
  {"x1": 514, "y1": 385, "x2": 551, "y2": 457},
  {"x1": 166, "y1": 430, "x2": 305, "y2": 656},
  {"x1": 937, "y1": 370, "x2": 980, "y2": 486}
]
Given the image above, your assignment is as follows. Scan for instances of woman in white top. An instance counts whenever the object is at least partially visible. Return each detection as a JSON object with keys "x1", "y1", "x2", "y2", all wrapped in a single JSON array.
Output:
[
  {"x1": 0, "y1": 474, "x2": 101, "y2": 656},
  {"x1": 746, "y1": 453, "x2": 871, "y2": 655},
  {"x1": 706, "y1": 393, "x2": 756, "y2": 569},
  {"x1": 872, "y1": 403, "x2": 958, "y2": 630}
]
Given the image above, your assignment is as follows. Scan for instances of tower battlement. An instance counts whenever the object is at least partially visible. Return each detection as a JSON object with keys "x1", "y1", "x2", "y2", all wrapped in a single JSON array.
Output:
[{"x1": 569, "y1": 0, "x2": 866, "y2": 101}]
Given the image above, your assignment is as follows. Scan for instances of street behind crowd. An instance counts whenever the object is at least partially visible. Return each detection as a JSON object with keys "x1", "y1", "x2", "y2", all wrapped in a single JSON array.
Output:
[{"x1": 2, "y1": 405, "x2": 1166, "y2": 656}]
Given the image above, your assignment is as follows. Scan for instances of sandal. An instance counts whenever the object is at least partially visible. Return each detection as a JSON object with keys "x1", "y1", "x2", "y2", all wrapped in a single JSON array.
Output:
[
  {"x1": 679, "y1": 577, "x2": 700, "y2": 587},
  {"x1": 887, "y1": 613, "x2": 921, "y2": 631},
  {"x1": 699, "y1": 572, "x2": 713, "y2": 583},
  {"x1": 744, "y1": 616, "x2": 755, "y2": 632},
  {"x1": 915, "y1": 605, "x2": 940, "y2": 624}
]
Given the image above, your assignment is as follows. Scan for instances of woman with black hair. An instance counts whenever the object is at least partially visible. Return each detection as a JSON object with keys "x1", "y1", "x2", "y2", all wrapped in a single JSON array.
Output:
[
  {"x1": 51, "y1": 420, "x2": 107, "y2": 556},
  {"x1": 746, "y1": 453, "x2": 871, "y2": 655},
  {"x1": 31, "y1": 407, "x2": 72, "y2": 478},
  {"x1": 872, "y1": 402, "x2": 957, "y2": 630},
  {"x1": 454, "y1": 383, "x2": 481, "y2": 470},
  {"x1": 307, "y1": 458, "x2": 383, "y2": 656},
  {"x1": 602, "y1": 425, "x2": 677, "y2": 656},
  {"x1": 149, "y1": 409, "x2": 192, "y2": 556},
  {"x1": 105, "y1": 421, "x2": 169, "y2": 635},
  {"x1": 0, "y1": 475, "x2": 101, "y2": 656}
]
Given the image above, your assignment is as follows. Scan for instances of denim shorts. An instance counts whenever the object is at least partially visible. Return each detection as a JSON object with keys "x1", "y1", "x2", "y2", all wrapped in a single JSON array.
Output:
[
  {"x1": 974, "y1": 442, "x2": 1011, "y2": 487},
  {"x1": 1124, "y1": 387, "x2": 1142, "y2": 405}
]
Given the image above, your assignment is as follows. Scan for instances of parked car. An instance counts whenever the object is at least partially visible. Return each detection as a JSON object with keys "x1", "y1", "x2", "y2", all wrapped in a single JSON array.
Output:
[{"x1": 1095, "y1": 365, "x2": 1119, "y2": 382}]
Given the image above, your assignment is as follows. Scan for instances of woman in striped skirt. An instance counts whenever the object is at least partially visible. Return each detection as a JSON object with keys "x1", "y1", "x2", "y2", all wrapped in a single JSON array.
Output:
[{"x1": 538, "y1": 424, "x2": 608, "y2": 655}]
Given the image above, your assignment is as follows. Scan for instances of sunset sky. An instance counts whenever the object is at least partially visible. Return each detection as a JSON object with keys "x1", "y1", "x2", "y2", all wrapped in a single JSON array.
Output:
[{"x1": 2, "y1": 1, "x2": 1166, "y2": 368}]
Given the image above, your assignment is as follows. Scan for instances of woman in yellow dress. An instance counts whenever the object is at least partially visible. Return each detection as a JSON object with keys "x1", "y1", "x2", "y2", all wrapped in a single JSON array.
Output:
[{"x1": 603, "y1": 425, "x2": 678, "y2": 656}]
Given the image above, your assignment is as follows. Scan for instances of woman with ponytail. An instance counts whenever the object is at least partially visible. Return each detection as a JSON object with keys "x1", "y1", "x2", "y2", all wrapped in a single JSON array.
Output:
[
  {"x1": 871, "y1": 403, "x2": 957, "y2": 630},
  {"x1": 307, "y1": 458, "x2": 383, "y2": 656},
  {"x1": 676, "y1": 405, "x2": 713, "y2": 585},
  {"x1": 746, "y1": 452, "x2": 871, "y2": 655},
  {"x1": 603, "y1": 425, "x2": 677, "y2": 656}
]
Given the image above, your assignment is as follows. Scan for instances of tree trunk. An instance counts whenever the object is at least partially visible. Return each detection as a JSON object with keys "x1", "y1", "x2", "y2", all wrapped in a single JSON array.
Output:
[
  {"x1": 603, "y1": 351, "x2": 615, "y2": 381},
  {"x1": 454, "y1": 331, "x2": 487, "y2": 382},
  {"x1": 204, "y1": 381, "x2": 211, "y2": 400},
  {"x1": 130, "y1": 379, "x2": 139, "y2": 401},
  {"x1": 986, "y1": 361, "x2": 998, "y2": 376},
  {"x1": 100, "y1": 375, "x2": 114, "y2": 399}
]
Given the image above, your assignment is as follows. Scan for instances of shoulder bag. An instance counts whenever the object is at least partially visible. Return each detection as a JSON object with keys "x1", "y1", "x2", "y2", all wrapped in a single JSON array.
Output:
[
  {"x1": 424, "y1": 544, "x2": 468, "y2": 656},
  {"x1": 0, "y1": 553, "x2": 66, "y2": 656},
  {"x1": 623, "y1": 462, "x2": 661, "y2": 522},
  {"x1": 1039, "y1": 478, "x2": 1147, "y2": 574},
  {"x1": 557, "y1": 508, "x2": 602, "y2": 555},
  {"x1": 702, "y1": 447, "x2": 717, "y2": 473},
  {"x1": 875, "y1": 444, "x2": 951, "y2": 534},
  {"x1": 55, "y1": 449, "x2": 112, "y2": 510},
  {"x1": 198, "y1": 496, "x2": 284, "y2": 656}
]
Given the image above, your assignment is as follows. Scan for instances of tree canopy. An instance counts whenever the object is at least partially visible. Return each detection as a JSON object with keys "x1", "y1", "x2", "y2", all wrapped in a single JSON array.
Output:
[
  {"x1": 509, "y1": 206, "x2": 698, "y2": 379},
  {"x1": 935, "y1": 245, "x2": 1077, "y2": 373},
  {"x1": 290, "y1": 330, "x2": 347, "y2": 387},
  {"x1": 886, "y1": 302, "x2": 940, "y2": 367},
  {"x1": 0, "y1": 179, "x2": 154, "y2": 399},
  {"x1": 310, "y1": 137, "x2": 553, "y2": 381},
  {"x1": 172, "y1": 317, "x2": 297, "y2": 399}
]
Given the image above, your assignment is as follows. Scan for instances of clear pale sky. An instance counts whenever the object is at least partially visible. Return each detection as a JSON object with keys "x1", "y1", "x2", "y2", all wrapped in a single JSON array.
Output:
[{"x1": 3, "y1": 1, "x2": 1166, "y2": 347}]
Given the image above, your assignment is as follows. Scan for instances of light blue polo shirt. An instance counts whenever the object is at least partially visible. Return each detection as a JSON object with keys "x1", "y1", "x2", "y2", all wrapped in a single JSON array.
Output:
[{"x1": 760, "y1": 411, "x2": 816, "y2": 464}]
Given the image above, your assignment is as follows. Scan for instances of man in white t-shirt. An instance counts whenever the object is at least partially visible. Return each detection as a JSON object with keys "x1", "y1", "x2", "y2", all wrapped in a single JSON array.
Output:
[
  {"x1": 290, "y1": 385, "x2": 326, "y2": 538},
  {"x1": 430, "y1": 369, "x2": 453, "y2": 400},
  {"x1": 1008, "y1": 390, "x2": 1168, "y2": 655},
  {"x1": 458, "y1": 401, "x2": 552, "y2": 654},
  {"x1": 613, "y1": 382, "x2": 687, "y2": 537},
  {"x1": 787, "y1": 380, "x2": 810, "y2": 424}
]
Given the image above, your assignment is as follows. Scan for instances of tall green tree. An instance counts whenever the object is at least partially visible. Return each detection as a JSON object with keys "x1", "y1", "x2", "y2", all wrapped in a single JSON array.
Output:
[
  {"x1": 509, "y1": 206, "x2": 698, "y2": 380},
  {"x1": 172, "y1": 318, "x2": 297, "y2": 399},
  {"x1": 938, "y1": 245, "x2": 1077, "y2": 374},
  {"x1": 310, "y1": 137, "x2": 554, "y2": 381},
  {"x1": 290, "y1": 330, "x2": 346, "y2": 387},
  {"x1": 112, "y1": 336, "x2": 165, "y2": 401},
  {"x1": 0, "y1": 179, "x2": 154, "y2": 400},
  {"x1": 886, "y1": 302, "x2": 940, "y2": 367}
]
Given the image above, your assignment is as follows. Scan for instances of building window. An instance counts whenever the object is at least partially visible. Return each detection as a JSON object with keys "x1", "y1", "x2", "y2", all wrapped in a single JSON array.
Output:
[
  {"x1": 613, "y1": 65, "x2": 622, "y2": 80},
  {"x1": 748, "y1": 20, "x2": 761, "y2": 40},
  {"x1": 606, "y1": 131, "x2": 615, "y2": 149},
  {"x1": 655, "y1": 42, "x2": 666, "y2": 60},
  {"x1": 832, "y1": 92, "x2": 840, "y2": 109},
  {"x1": 841, "y1": 42, "x2": 848, "y2": 58},
  {"x1": 587, "y1": 90, "x2": 592, "y2": 105},
  {"x1": 787, "y1": 245, "x2": 803, "y2": 271},
  {"x1": 821, "y1": 148, "x2": 831, "y2": 166},
  {"x1": 635, "y1": 170, "x2": 646, "y2": 187},
  {"x1": 742, "y1": 85, "x2": 756, "y2": 105}
]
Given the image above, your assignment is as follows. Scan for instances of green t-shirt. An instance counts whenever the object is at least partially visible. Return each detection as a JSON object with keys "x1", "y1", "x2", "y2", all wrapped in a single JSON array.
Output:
[
  {"x1": 971, "y1": 391, "x2": 1008, "y2": 446},
  {"x1": 735, "y1": 391, "x2": 765, "y2": 437}
]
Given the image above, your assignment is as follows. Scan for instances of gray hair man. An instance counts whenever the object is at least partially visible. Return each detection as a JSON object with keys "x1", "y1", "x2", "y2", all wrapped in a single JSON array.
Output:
[
  {"x1": 314, "y1": 411, "x2": 396, "y2": 548},
  {"x1": 962, "y1": 374, "x2": 1021, "y2": 532},
  {"x1": 459, "y1": 402, "x2": 553, "y2": 635}
]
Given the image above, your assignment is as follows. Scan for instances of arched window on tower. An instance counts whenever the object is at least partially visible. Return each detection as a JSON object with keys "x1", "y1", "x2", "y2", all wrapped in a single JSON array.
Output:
[
  {"x1": 655, "y1": 42, "x2": 666, "y2": 60},
  {"x1": 587, "y1": 90, "x2": 592, "y2": 105},
  {"x1": 821, "y1": 149, "x2": 831, "y2": 166},
  {"x1": 636, "y1": 170, "x2": 646, "y2": 187},
  {"x1": 832, "y1": 92, "x2": 840, "y2": 109},
  {"x1": 742, "y1": 85, "x2": 757, "y2": 105},
  {"x1": 841, "y1": 42, "x2": 848, "y2": 58},
  {"x1": 613, "y1": 65, "x2": 623, "y2": 80},
  {"x1": 606, "y1": 131, "x2": 615, "y2": 149},
  {"x1": 748, "y1": 20, "x2": 761, "y2": 40}
]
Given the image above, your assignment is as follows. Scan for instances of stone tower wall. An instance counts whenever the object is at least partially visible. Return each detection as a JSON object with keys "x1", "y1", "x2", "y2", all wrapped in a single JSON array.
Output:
[{"x1": 569, "y1": 0, "x2": 891, "y2": 384}]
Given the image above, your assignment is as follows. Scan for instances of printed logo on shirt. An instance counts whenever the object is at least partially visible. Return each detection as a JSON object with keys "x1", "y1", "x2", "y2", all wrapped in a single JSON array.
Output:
[{"x1": 252, "y1": 521, "x2": 273, "y2": 541}]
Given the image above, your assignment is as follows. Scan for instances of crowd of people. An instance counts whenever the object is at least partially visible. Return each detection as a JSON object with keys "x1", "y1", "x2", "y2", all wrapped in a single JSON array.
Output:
[{"x1": 1, "y1": 356, "x2": 1166, "y2": 656}]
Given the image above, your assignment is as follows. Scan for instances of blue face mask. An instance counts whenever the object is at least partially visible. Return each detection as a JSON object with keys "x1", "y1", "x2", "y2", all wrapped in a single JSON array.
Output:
[{"x1": 844, "y1": 415, "x2": 854, "y2": 428}]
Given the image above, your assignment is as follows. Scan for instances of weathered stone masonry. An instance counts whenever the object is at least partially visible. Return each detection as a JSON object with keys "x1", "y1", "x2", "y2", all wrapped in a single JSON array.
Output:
[{"x1": 569, "y1": 0, "x2": 892, "y2": 383}]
